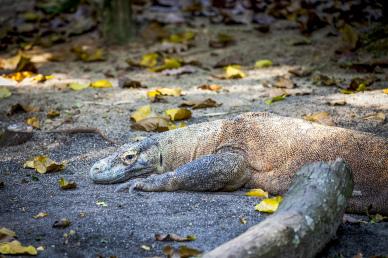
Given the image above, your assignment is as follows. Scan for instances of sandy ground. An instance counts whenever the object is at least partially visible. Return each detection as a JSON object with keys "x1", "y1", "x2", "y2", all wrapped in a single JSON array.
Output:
[{"x1": 1, "y1": 19, "x2": 387, "y2": 257}]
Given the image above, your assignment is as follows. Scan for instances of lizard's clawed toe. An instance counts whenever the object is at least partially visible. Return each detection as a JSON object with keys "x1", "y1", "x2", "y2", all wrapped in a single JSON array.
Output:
[{"x1": 115, "y1": 179, "x2": 144, "y2": 193}]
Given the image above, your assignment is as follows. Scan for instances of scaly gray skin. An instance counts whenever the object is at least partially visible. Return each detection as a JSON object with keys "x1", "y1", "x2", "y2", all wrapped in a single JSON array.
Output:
[{"x1": 90, "y1": 112, "x2": 388, "y2": 214}]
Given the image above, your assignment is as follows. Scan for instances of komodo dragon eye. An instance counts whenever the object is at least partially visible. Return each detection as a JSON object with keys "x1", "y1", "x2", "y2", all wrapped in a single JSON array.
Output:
[{"x1": 120, "y1": 151, "x2": 137, "y2": 165}]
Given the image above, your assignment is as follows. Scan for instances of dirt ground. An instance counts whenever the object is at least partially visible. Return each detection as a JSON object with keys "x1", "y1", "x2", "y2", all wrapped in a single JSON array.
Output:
[{"x1": 1, "y1": 19, "x2": 387, "y2": 258}]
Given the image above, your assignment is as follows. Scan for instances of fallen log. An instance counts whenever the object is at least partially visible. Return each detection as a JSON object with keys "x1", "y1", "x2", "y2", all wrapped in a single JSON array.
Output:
[{"x1": 204, "y1": 159, "x2": 354, "y2": 258}]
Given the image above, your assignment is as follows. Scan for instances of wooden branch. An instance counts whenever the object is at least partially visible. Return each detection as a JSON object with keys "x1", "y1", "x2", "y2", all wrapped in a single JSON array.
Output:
[{"x1": 204, "y1": 159, "x2": 354, "y2": 258}]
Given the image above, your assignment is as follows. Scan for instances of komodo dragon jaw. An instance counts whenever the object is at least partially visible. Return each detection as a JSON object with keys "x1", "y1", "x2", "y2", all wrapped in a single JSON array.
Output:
[{"x1": 90, "y1": 139, "x2": 162, "y2": 184}]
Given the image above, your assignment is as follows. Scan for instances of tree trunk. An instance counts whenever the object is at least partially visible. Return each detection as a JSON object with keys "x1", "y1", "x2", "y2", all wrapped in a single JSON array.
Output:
[
  {"x1": 204, "y1": 159, "x2": 354, "y2": 258},
  {"x1": 102, "y1": 0, "x2": 133, "y2": 44}
]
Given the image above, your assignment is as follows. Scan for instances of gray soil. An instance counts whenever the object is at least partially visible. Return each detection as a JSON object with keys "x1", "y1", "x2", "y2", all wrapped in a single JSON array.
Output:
[{"x1": 0, "y1": 19, "x2": 387, "y2": 258}]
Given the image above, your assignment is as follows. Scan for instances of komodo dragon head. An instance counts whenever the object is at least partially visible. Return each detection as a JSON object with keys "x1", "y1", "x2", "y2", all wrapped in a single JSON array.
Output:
[{"x1": 89, "y1": 138, "x2": 162, "y2": 184}]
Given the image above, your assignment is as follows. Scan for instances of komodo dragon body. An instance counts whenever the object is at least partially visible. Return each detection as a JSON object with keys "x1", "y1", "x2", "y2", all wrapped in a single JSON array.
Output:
[{"x1": 90, "y1": 112, "x2": 388, "y2": 214}]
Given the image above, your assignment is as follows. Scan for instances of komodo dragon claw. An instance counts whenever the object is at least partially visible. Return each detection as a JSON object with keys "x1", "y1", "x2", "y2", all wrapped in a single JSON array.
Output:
[{"x1": 115, "y1": 179, "x2": 144, "y2": 193}]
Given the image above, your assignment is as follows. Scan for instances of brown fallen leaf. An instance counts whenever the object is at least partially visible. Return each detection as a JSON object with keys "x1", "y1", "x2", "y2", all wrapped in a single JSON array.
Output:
[
  {"x1": 179, "y1": 98, "x2": 221, "y2": 109},
  {"x1": 347, "y1": 76, "x2": 377, "y2": 92},
  {"x1": 163, "y1": 245, "x2": 202, "y2": 258},
  {"x1": 119, "y1": 78, "x2": 146, "y2": 89},
  {"x1": 131, "y1": 117, "x2": 170, "y2": 132},
  {"x1": 47, "y1": 110, "x2": 60, "y2": 118},
  {"x1": 53, "y1": 218, "x2": 71, "y2": 229},
  {"x1": 313, "y1": 74, "x2": 338, "y2": 87},
  {"x1": 7, "y1": 103, "x2": 39, "y2": 116},
  {"x1": 198, "y1": 84, "x2": 222, "y2": 91},
  {"x1": 303, "y1": 112, "x2": 335, "y2": 126},
  {"x1": 288, "y1": 67, "x2": 312, "y2": 77},
  {"x1": 155, "y1": 233, "x2": 196, "y2": 242},
  {"x1": 24, "y1": 156, "x2": 65, "y2": 174},
  {"x1": 273, "y1": 76, "x2": 295, "y2": 89},
  {"x1": 139, "y1": 22, "x2": 169, "y2": 43}
]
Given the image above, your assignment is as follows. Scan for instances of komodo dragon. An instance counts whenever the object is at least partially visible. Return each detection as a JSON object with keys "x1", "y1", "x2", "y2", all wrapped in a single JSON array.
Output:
[{"x1": 90, "y1": 112, "x2": 388, "y2": 214}]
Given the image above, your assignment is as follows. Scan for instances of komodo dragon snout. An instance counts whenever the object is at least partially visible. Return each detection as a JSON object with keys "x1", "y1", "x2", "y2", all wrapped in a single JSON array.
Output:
[{"x1": 90, "y1": 138, "x2": 161, "y2": 184}]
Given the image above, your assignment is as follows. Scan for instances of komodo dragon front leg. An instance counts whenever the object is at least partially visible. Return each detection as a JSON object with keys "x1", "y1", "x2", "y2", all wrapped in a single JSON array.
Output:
[{"x1": 115, "y1": 152, "x2": 251, "y2": 192}]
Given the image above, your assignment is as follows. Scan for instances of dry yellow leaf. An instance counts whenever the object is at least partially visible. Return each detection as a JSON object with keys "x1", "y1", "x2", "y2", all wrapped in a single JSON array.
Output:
[
  {"x1": 140, "y1": 53, "x2": 159, "y2": 67},
  {"x1": 157, "y1": 88, "x2": 182, "y2": 96},
  {"x1": 147, "y1": 88, "x2": 182, "y2": 102},
  {"x1": 198, "y1": 84, "x2": 222, "y2": 91},
  {"x1": 167, "y1": 122, "x2": 187, "y2": 130},
  {"x1": 245, "y1": 188, "x2": 269, "y2": 198},
  {"x1": 255, "y1": 59, "x2": 273, "y2": 68},
  {"x1": 72, "y1": 45, "x2": 105, "y2": 62},
  {"x1": 167, "y1": 31, "x2": 196, "y2": 43},
  {"x1": 303, "y1": 112, "x2": 335, "y2": 126},
  {"x1": 33, "y1": 212, "x2": 48, "y2": 219},
  {"x1": 80, "y1": 48, "x2": 105, "y2": 62},
  {"x1": 130, "y1": 105, "x2": 152, "y2": 122},
  {"x1": 58, "y1": 177, "x2": 77, "y2": 190},
  {"x1": 0, "y1": 240, "x2": 37, "y2": 255},
  {"x1": 151, "y1": 58, "x2": 181, "y2": 72},
  {"x1": 69, "y1": 82, "x2": 89, "y2": 91},
  {"x1": 255, "y1": 196, "x2": 283, "y2": 213},
  {"x1": 0, "y1": 87, "x2": 12, "y2": 99},
  {"x1": 2, "y1": 71, "x2": 35, "y2": 82},
  {"x1": 165, "y1": 108, "x2": 192, "y2": 121},
  {"x1": 33, "y1": 74, "x2": 54, "y2": 83},
  {"x1": 0, "y1": 227, "x2": 16, "y2": 238},
  {"x1": 26, "y1": 117, "x2": 40, "y2": 129},
  {"x1": 90, "y1": 80, "x2": 112, "y2": 88},
  {"x1": 24, "y1": 155, "x2": 65, "y2": 174},
  {"x1": 225, "y1": 65, "x2": 246, "y2": 79}
]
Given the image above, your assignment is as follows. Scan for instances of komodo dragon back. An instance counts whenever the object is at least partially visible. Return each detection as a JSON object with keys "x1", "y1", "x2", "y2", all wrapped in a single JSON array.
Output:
[
  {"x1": 90, "y1": 112, "x2": 388, "y2": 214},
  {"x1": 223, "y1": 113, "x2": 388, "y2": 214}
]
